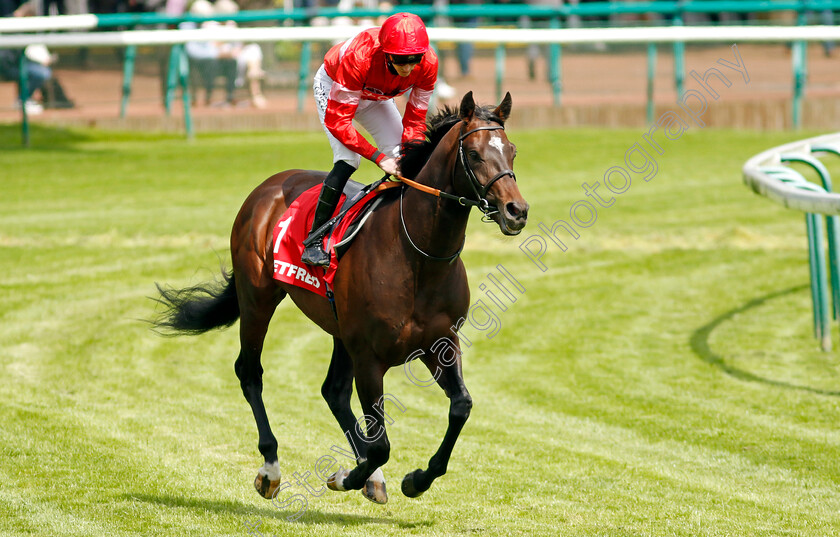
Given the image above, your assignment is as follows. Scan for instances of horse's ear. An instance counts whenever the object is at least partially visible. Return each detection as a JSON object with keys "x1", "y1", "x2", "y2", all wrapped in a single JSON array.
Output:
[
  {"x1": 494, "y1": 92, "x2": 513, "y2": 123},
  {"x1": 459, "y1": 91, "x2": 475, "y2": 122}
]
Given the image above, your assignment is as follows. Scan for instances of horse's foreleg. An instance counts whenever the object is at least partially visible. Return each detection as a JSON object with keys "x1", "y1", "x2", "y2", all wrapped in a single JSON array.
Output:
[
  {"x1": 326, "y1": 363, "x2": 390, "y2": 497},
  {"x1": 234, "y1": 289, "x2": 285, "y2": 499},
  {"x1": 321, "y1": 339, "x2": 387, "y2": 504},
  {"x1": 401, "y1": 349, "x2": 472, "y2": 498}
]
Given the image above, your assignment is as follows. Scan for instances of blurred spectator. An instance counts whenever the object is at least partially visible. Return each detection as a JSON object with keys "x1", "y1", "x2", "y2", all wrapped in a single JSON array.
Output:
[
  {"x1": 27, "y1": 43, "x2": 75, "y2": 109},
  {"x1": 181, "y1": 0, "x2": 238, "y2": 106},
  {"x1": 451, "y1": 0, "x2": 477, "y2": 78},
  {"x1": 0, "y1": 0, "x2": 64, "y2": 114},
  {"x1": 44, "y1": 0, "x2": 66, "y2": 15},
  {"x1": 88, "y1": 0, "x2": 163, "y2": 15},
  {"x1": 521, "y1": 0, "x2": 554, "y2": 81},
  {"x1": 65, "y1": 0, "x2": 88, "y2": 14},
  {"x1": 817, "y1": 9, "x2": 835, "y2": 57},
  {"x1": 0, "y1": 49, "x2": 51, "y2": 114},
  {"x1": 423, "y1": 0, "x2": 457, "y2": 99},
  {"x1": 180, "y1": 0, "x2": 267, "y2": 108},
  {"x1": 214, "y1": 0, "x2": 268, "y2": 108},
  {"x1": 164, "y1": 0, "x2": 188, "y2": 16}
]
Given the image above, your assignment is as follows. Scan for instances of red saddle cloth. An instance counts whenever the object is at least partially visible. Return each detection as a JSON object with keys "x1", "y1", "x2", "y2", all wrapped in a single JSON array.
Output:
[{"x1": 271, "y1": 183, "x2": 383, "y2": 297}]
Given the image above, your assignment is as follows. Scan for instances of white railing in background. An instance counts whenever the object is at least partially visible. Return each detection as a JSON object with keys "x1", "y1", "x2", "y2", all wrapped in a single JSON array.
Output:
[
  {"x1": 2, "y1": 24, "x2": 840, "y2": 47},
  {"x1": 3, "y1": 23, "x2": 840, "y2": 145}
]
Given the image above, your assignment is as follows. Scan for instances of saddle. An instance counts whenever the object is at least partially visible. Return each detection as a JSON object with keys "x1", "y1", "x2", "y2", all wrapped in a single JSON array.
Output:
[
  {"x1": 271, "y1": 177, "x2": 401, "y2": 298},
  {"x1": 322, "y1": 178, "x2": 400, "y2": 259}
]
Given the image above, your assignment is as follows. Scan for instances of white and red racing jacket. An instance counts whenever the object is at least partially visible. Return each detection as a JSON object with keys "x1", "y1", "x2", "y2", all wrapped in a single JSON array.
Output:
[{"x1": 323, "y1": 28, "x2": 438, "y2": 164}]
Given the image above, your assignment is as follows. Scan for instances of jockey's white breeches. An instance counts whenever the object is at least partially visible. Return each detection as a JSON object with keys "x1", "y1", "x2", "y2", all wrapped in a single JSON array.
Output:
[{"x1": 313, "y1": 64, "x2": 403, "y2": 169}]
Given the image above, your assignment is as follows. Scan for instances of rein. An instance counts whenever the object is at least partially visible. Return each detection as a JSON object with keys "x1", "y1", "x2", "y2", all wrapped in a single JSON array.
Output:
[
  {"x1": 379, "y1": 123, "x2": 516, "y2": 215},
  {"x1": 379, "y1": 121, "x2": 516, "y2": 263},
  {"x1": 399, "y1": 186, "x2": 465, "y2": 264}
]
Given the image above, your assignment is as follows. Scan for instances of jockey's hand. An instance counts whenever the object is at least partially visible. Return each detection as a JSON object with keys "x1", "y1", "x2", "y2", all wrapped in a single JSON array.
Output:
[{"x1": 378, "y1": 157, "x2": 400, "y2": 177}]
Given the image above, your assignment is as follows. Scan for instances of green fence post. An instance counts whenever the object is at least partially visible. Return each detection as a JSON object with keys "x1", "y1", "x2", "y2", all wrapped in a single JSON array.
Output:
[
  {"x1": 427, "y1": 4, "x2": 443, "y2": 108},
  {"x1": 810, "y1": 146, "x2": 840, "y2": 319},
  {"x1": 427, "y1": 42, "x2": 441, "y2": 109},
  {"x1": 297, "y1": 41, "x2": 312, "y2": 113},
  {"x1": 792, "y1": 4, "x2": 808, "y2": 129},
  {"x1": 806, "y1": 213, "x2": 821, "y2": 339},
  {"x1": 548, "y1": 15, "x2": 561, "y2": 107},
  {"x1": 17, "y1": 51, "x2": 29, "y2": 148},
  {"x1": 165, "y1": 45, "x2": 181, "y2": 116},
  {"x1": 177, "y1": 44, "x2": 193, "y2": 140},
  {"x1": 805, "y1": 210, "x2": 831, "y2": 351},
  {"x1": 768, "y1": 167, "x2": 832, "y2": 350},
  {"x1": 495, "y1": 43, "x2": 505, "y2": 104},
  {"x1": 647, "y1": 42, "x2": 657, "y2": 125},
  {"x1": 809, "y1": 211, "x2": 832, "y2": 351},
  {"x1": 120, "y1": 45, "x2": 137, "y2": 119},
  {"x1": 791, "y1": 42, "x2": 805, "y2": 129},
  {"x1": 672, "y1": 2, "x2": 685, "y2": 97},
  {"x1": 825, "y1": 213, "x2": 840, "y2": 320}
]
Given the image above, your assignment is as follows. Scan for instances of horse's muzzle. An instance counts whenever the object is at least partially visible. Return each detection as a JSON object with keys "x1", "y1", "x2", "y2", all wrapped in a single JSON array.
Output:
[{"x1": 497, "y1": 200, "x2": 529, "y2": 235}]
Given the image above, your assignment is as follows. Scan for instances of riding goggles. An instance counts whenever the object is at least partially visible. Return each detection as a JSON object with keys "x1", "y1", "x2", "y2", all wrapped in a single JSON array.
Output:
[{"x1": 387, "y1": 53, "x2": 424, "y2": 66}]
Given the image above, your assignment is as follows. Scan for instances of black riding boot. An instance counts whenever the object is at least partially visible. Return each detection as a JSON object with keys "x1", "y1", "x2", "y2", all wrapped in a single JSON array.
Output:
[{"x1": 301, "y1": 161, "x2": 356, "y2": 267}]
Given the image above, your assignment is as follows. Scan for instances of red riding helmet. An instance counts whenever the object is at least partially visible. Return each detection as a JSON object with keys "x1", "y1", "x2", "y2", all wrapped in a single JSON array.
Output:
[{"x1": 379, "y1": 12, "x2": 430, "y2": 56}]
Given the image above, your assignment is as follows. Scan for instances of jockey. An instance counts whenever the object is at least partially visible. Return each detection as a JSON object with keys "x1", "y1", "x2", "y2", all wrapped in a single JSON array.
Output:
[{"x1": 302, "y1": 12, "x2": 438, "y2": 267}]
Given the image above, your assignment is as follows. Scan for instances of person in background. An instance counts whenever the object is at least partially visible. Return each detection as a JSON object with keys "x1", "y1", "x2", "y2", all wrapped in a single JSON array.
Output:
[
  {"x1": 0, "y1": 0, "x2": 52, "y2": 114},
  {"x1": 164, "y1": 0, "x2": 187, "y2": 16},
  {"x1": 213, "y1": 0, "x2": 267, "y2": 108},
  {"x1": 451, "y1": 0, "x2": 478, "y2": 79},
  {"x1": 302, "y1": 12, "x2": 438, "y2": 267},
  {"x1": 412, "y1": 0, "x2": 456, "y2": 99},
  {"x1": 818, "y1": 9, "x2": 835, "y2": 57},
  {"x1": 181, "y1": 0, "x2": 237, "y2": 106}
]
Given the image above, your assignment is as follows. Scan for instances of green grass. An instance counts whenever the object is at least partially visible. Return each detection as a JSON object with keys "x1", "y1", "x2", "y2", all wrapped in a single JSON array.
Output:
[{"x1": 2, "y1": 123, "x2": 840, "y2": 537}]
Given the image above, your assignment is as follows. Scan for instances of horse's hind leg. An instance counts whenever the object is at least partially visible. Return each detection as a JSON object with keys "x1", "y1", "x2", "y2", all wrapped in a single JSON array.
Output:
[
  {"x1": 326, "y1": 361, "x2": 390, "y2": 498},
  {"x1": 321, "y1": 339, "x2": 387, "y2": 504},
  {"x1": 234, "y1": 285, "x2": 286, "y2": 499},
  {"x1": 401, "y1": 342, "x2": 472, "y2": 498}
]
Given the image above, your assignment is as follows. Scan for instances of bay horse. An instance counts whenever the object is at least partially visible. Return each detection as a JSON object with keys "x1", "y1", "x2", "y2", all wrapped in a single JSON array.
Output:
[{"x1": 152, "y1": 91, "x2": 528, "y2": 505}]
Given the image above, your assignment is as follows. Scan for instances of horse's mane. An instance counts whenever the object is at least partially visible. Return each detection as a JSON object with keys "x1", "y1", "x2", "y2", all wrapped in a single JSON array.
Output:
[{"x1": 399, "y1": 104, "x2": 504, "y2": 180}]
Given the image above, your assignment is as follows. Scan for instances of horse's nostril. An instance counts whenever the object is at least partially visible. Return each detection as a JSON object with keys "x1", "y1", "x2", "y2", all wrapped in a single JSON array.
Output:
[{"x1": 506, "y1": 201, "x2": 528, "y2": 220}]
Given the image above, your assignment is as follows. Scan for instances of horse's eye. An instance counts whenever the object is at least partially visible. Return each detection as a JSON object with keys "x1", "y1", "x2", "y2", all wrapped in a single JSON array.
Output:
[{"x1": 468, "y1": 150, "x2": 481, "y2": 161}]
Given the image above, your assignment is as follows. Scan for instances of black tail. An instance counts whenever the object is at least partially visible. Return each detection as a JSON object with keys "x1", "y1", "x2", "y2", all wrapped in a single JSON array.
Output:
[{"x1": 151, "y1": 270, "x2": 240, "y2": 335}]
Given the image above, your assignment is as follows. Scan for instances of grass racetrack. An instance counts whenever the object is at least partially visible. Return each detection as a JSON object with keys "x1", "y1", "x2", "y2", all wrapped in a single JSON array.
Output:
[{"x1": 2, "y1": 123, "x2": 840, "y2": 536}]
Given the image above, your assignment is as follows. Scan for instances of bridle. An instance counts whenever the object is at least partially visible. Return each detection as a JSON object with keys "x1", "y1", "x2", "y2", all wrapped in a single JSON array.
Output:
[
  {"x1": 455, "y1": 124, "x2": 516, "y2": 218},
  {"x1": 392, "y1": 120, "x2": 517, "y2": 263}
]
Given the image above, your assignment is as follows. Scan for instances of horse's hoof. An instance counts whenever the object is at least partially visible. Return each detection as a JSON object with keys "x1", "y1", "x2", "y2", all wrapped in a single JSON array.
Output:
[
  {"x1": 254, "y1": 473, "x2": 281, "y2": 499},
  {"x1": 361, "y1": 467, "x2": 387, "y2": 504},
  {"x1": 401, "y1": 469, "x2": 425, "y2": 498},
  {"x1": 327, "y1": 468, "x2": 351, "y2": 492}
]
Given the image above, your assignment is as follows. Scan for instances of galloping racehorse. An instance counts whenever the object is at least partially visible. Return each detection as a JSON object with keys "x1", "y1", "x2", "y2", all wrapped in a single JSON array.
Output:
[{"x1": 152, "y1": 92, "x2": 529, "y2": 505}]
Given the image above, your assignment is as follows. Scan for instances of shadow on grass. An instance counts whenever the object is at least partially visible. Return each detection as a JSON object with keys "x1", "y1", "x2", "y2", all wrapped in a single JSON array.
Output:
[
  {"x1": 690, "y1": 284, "x2": 840, "y2": 397},
  {"x1": 125, "y1": 492, "x2": 434, "y2": 528},
  {"x1": 0, "y1": 123, "x2": 93, "y2": 150},
  {"x1": 0, "y1": 123, "x2": 186, "y2": 151}
]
